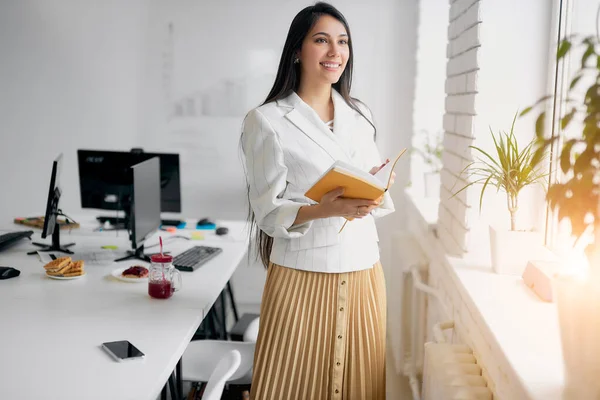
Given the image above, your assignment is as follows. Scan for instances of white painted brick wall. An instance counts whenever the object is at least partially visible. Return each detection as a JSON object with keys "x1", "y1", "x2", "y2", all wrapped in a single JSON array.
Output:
[
  {"x1": 441, "y1": 150, "x2": 470, "y2": 177},
  {"x1": 445, "y1": 74, "x2": 467, "y2": 95},
  {"x1": 438, "y1": 0, "x2": 481, "y2": 256},
  {"x1": 446, "y1": 48, "x2": 479, "y2": 76},
  {"x1": 442, "y1": 114, "x2": 456, "y2": 133},
  {"x1": 442, "y1": 131, "x2": 473, "y2": 157},
  {"x1": 449, "y1": 1, "x2": 481, "y2": 39},
  {"x1": 455, "y1": 114, "x2": 474, "y2": 136},
  {"x1": 449, "y1": 25, "x2": 481, "y2": 57},
  {"x1": 440, "y1": 167, "x2": 463, "y2": 196},
  {"x1": 465, "y1": 71, "x2": 478, "y2": 92},
  {"x1": 445, "y1": 94, "x2": 476, "y2": 114}
]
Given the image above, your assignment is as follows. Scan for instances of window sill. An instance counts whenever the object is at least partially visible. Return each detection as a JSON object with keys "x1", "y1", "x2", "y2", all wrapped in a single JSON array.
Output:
[{"x1": 404, "y1": 189, "x2": 564, "y2": 400}]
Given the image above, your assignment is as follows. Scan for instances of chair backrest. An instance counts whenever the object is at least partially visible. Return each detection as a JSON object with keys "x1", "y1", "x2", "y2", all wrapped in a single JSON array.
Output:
[
  {"x1": 201, "y1": 349, "x2": 242, "y2": 400},
  {"x1": 243, "y1": 317, "x2": 260, "y2": 342}
]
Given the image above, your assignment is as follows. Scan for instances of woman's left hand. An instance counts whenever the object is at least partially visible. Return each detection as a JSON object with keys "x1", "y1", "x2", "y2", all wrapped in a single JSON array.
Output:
[{"x1": 369, "y1": 161, "x2": 396, "y2": 188}]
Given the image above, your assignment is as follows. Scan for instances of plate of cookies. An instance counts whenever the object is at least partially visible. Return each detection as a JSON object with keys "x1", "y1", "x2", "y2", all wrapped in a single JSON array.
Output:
[
  {"x1": 43, "y1": 256, "x2": 86, "y2": 280},
  {"x1": 111, "y1": 265, "x2": 149, "y2": 283}
]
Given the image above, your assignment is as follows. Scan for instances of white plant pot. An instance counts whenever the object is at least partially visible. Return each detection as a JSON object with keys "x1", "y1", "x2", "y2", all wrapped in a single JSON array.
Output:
[
  {"x1": 489, "y1": 226, "x2": 542, "y2": 275},
  {"x1": 423, "y1": 172, "x2": 440, "y2": 199},
  {"x1": 555, "y1": 273, "x2": 600, "y2": 399}
]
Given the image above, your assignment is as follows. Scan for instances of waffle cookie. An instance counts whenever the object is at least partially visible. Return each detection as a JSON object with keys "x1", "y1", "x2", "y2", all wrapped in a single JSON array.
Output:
[
  {"x1": 62, "y1": 269, "x2": 85, "y2": 277},
  {"x1": 43, "y1": 257, "x2": 72, "y2": 274},
  {"x1": 46, "y1": 259, "x2": 85, "y2": 277}
]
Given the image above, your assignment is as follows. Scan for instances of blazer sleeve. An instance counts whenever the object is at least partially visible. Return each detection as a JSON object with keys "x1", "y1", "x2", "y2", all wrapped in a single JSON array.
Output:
[
  {"x1": 241, "y1": 108, "x2": 313, "y2": 239},
  {"x1": 357, "y1": 105, "x2": 395, "y2": 219}
]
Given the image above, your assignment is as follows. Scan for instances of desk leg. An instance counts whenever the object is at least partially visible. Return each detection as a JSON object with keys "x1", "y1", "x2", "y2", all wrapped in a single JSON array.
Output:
[
  {"x1": 168, "y1": 371, "x2": 179, "y2": 400},
  {"x1": 176, "y1": 357, "x2": 183, "y2": 398},
  {"x1": 227, "y1": 280, "x2": 239, "y2": 322},
  {"x1": 220, "y1": 290, "x2": 228, "y2": 339}
]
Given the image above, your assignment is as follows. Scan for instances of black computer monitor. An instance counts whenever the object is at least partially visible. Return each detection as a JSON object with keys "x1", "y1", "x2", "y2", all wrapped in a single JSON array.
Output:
[
  {"x1": 114, "y1": 157, "x2": 161, "y2": 262},
  {"x1": 30, "y1": 154, "x2": 75, "y2": 254},
  {"x1": 77, "y1": 149, "x2": 181, "y2": 224}
]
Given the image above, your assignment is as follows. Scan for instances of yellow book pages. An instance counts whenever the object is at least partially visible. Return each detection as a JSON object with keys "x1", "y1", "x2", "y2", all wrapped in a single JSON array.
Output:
[{"x1": 305, "y1": 168, "x2": 384, "y2": 202}]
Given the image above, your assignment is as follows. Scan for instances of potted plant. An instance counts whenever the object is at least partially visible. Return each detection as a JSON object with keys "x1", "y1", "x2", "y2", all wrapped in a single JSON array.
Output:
[
  {"x1": 453, "y1": 113, "x2": 547, "y2": 275},
  {"x1": 413, "y1": 129, "x2": 443, "y2": 198},
  {"x1": 522, "y1": 20, "x2": 600, "y2": 399}
]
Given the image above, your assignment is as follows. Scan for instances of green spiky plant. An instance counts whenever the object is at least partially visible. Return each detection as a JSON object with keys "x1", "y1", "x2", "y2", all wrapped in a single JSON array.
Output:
[
  {"x1": 453, "y1": 113, "x2": 548, "y2": 231},
  {"x1": 522, "y1": 26, "x2": 600, "y2": 261}
]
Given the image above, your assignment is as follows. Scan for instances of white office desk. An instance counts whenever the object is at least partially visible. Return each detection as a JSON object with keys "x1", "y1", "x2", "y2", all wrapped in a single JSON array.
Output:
[{"x1": 0, "y1": 220, "x2": 249, "y2": 400}]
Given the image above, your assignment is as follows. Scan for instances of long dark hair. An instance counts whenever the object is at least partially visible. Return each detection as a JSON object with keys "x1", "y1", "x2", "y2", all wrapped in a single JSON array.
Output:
[{"x1": 247, "y1": 2, "x2": 376, "y2": 268}]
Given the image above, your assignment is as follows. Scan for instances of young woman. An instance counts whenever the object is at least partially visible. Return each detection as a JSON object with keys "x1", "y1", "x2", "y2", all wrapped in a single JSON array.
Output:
[{"x1": 241, "y1": 3, "x2": 395, "y2": 399}]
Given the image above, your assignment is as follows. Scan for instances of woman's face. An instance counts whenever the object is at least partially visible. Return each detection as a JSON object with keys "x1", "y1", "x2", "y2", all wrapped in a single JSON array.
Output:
[{"x1": 298, "y1": 15, "x2": 350, "y2": 86}]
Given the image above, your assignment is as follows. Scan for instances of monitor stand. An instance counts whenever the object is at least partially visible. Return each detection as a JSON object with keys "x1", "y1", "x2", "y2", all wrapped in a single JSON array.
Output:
[
  {"x1": 114, "y1": 244, "x2": 166, "y2": 263},
  {"x1": 29, "y1": 223, "x2": 75, "y2": 255}
]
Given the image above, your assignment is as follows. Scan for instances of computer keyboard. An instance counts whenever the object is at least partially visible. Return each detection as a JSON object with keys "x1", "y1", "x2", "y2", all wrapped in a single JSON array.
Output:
[
  {"x1": 0, "y1": 231, "x2": 34, "y2": 252},
  {"x1": 173, "y1": 245, "x2": 223, "y2": 272}
]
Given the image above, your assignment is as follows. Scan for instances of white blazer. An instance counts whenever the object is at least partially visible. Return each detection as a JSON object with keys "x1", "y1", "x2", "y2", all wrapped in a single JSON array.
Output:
[{"x1": 241, "y1": 89, "x2": 394, "y2": 273}]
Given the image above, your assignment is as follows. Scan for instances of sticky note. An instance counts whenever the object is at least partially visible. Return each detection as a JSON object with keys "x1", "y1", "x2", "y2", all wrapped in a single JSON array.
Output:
[{"x1": 191, "y1": 232, "x2": 205, "y2": 240}]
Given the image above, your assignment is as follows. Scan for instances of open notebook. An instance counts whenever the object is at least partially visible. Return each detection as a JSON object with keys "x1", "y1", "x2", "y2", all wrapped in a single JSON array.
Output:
[
  {"x1": 305, "y1": 148, "x2": 407, "y2": 232},
  {"x1": 305, "y1": 148, "x2": 407, "y2": 202}
]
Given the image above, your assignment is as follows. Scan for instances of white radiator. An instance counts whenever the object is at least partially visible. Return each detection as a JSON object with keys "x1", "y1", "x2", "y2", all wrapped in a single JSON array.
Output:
[
  {"x1": 422, "y1": 342, "x2": 493, "y2": 400},
  {"x1": 389, "y1": 231, "x2": 428, "y2": 377}
]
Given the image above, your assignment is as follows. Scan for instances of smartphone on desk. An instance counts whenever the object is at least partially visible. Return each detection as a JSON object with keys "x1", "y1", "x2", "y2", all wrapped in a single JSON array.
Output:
[{"x1": 102, "y1": 340, "x2": 145, "y2": 362}]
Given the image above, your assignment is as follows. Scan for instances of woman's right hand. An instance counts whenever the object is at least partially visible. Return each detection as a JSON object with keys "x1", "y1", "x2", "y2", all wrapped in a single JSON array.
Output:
[{"x1": 318, "y1": 187, "x2": 380, "y2": 219}]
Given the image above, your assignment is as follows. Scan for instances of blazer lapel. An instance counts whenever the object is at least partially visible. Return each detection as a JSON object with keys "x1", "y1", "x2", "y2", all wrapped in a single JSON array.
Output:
[
  {"x1": 278, "y1": 92, "x2": 351, "y2": 162},
  {"x1": 331, "y1": 89, "x2": 356, "y2": 158}
]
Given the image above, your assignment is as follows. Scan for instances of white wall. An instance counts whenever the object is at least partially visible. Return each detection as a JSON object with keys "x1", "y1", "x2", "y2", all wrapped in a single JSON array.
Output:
[
  {"x1": 410, "y1": 0, "x2": 447, "y2": 199},
  {"x1": 359, "y1": 0, "x2": 418, "y2": 275},
  {"x1": 134, "y1": 0, "x2": 419, "y2": 305},
  {"x1": 0, "y1": 0, "x2": 147, "y2": 224},
  {"x1": 0, "y1": 0, "x2": 419, "y2": 308}
]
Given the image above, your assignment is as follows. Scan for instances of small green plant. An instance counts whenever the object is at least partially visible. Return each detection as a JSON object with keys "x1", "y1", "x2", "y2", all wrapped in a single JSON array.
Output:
[
  {"x1": 453, "y1": 113, "x2": 548, "y2": 231},
  {"x1": 412, "y1": 129, "x2": 443, "y2": 173}
]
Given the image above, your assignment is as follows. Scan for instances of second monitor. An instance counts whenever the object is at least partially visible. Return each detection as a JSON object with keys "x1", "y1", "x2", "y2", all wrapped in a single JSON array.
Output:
[
  {"x1": 115, "y1": 157, "x2": 162, "y2": 262},
  {"x1": 77, "y1": 149, "x2": 181, "y2": 226}
]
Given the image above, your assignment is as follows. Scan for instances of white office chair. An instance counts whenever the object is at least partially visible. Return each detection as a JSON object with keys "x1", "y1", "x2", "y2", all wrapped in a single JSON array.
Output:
[
  {"x1": 182, "y1": 316, "x2": 259, "y2": 400},
  {"x1": 201, "y1": 350, "x2": 241, "y2": 400},
  {"x1": 243, "y1": 317, "x2": 260, "y2": 342},
  {"x1": 182, "y1": 340, "x2": 256, "y2": 385}
]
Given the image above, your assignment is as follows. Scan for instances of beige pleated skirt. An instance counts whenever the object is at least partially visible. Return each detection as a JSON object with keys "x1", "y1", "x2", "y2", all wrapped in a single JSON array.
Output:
[{"x1": 250, "y1": 262, "x2": 387, "y2": 400}]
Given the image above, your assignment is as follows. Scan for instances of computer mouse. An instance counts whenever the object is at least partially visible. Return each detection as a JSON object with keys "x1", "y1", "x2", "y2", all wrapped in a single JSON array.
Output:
[
  {"x1": 216, "y1": 227, "x2": 229, "y2": 236},
  {"x1": 197, "y1": 218, "x2": 215, "y2": 226},
  {"x1": 0, "y1": 267, "x2": 20, "y2": 280}
]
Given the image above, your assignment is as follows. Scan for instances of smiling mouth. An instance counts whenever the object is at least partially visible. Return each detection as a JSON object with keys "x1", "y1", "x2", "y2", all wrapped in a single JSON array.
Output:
[{"x1": 320, "y1": 62, "x2": 341, "y2": 70}]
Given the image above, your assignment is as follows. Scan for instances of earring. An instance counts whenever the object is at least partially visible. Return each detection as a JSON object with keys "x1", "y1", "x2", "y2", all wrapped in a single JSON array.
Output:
[{"x1": 293, "y1": 57, "x2": 300, "y2": 64}]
